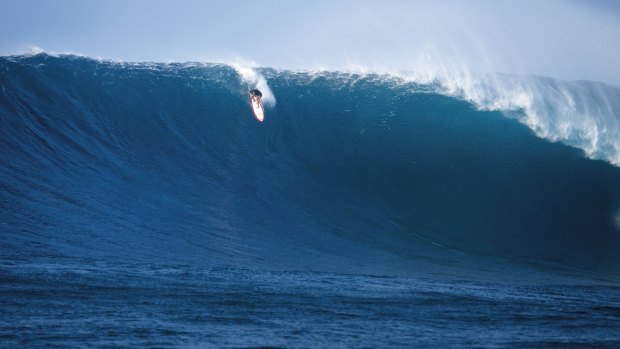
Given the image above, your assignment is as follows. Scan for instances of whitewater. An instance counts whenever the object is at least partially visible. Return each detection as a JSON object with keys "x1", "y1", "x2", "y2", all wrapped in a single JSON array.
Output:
[{"x1": 2, "y1": 53, "x2": 620, "y2": 348}]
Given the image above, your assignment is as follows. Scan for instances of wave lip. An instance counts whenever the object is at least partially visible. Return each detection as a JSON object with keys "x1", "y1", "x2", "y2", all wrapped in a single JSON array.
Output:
[
  {"x1": 339, "y1": 63, "x2": 620, "y2": 167},
  {"x1": 443, "y1": 74, "x2": 620, "y2": 166}
]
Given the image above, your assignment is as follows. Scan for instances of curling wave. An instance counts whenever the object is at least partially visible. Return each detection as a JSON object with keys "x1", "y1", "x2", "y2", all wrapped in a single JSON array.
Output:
[{"x1": 1, "y1": 53, "x2": 620, "y2": 279}]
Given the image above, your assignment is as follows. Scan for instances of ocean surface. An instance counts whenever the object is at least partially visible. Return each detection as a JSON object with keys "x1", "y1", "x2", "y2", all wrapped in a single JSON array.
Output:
[{"x1": 1, "y1": 53, "x2": 620, "y2": 347}]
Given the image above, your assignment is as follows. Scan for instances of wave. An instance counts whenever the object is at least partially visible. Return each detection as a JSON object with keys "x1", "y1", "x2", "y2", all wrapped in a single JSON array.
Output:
[
  {"x1": 2, "y1": 53, "x2": 620, "y2": 280},
  {"x1": 317, "y1": 60, "x2": 620, "y2": 166}
]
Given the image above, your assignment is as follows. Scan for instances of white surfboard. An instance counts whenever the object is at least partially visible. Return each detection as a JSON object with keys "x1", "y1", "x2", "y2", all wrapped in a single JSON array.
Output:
[{"x1": 251, "y1": 97, "x2": 265, "y2": 123}]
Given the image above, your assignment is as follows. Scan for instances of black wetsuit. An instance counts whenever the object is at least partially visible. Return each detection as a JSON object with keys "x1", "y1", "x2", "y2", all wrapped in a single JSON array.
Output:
[{"x1": 249, "y1": 89, "x2": 262, "y2": 97}]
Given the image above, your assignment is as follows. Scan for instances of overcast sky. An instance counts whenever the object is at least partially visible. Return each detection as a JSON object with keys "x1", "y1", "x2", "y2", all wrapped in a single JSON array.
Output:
[{"x1": 1, "y1": 0, "x2": 619, "y2": 85}]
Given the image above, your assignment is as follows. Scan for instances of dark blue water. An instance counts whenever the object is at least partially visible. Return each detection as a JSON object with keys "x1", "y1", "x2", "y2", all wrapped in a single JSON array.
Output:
[
  {"x1": 2, "y1": 53, "x2": 620, "y2": 347},
  {"x1": 3, "y1": 262, "x2": 620, "y2": 348}
]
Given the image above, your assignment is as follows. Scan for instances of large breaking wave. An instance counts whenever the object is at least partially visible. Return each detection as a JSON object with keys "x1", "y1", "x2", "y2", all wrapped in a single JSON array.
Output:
[{"x1": 2, "y1": 53, "x2": 620, "y2": 280}]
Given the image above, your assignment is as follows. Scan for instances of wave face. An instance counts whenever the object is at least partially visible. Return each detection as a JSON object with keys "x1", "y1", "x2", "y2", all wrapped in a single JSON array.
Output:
[{"x1": 2, "y1": 54, "x2": 620, "y2": 280}]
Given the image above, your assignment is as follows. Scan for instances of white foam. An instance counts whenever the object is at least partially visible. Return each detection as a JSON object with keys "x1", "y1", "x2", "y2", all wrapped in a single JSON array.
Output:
[
  {"x1": 28, "y1": 46, "x2": 44, "y2": 55},
  {"x1": 231, "y1": 59, "x2": 276, "y2": 108}
]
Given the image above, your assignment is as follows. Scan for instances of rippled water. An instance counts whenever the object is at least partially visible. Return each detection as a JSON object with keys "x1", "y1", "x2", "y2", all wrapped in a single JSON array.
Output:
[{"x1": 2, "y1": 261, "x2": 620, "y2": 348}]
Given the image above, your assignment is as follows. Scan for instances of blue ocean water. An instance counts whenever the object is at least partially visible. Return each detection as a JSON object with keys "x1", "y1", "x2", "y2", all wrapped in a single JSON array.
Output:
[{"x1": 1, "y1": 53, "x2": 620, "y2": 347}]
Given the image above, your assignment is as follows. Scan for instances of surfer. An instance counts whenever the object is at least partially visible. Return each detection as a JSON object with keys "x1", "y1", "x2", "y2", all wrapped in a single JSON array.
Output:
[
  {"x1": 249, "y1": 89, "x2": 262, "y2": 105},
  {"x1": 248, "y1": 88, "x2": 265, "y2": 122}
]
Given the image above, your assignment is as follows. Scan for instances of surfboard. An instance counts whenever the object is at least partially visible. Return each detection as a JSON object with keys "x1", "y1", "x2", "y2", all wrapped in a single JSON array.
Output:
[{"x1": 251, "y1": 97, "x2": 265, "y2": 123}]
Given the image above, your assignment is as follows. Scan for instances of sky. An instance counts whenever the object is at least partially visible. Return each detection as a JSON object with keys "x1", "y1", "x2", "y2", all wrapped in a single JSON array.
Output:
[{"x1": 1, "y1": 0, "x2": 620, "y2": 86}]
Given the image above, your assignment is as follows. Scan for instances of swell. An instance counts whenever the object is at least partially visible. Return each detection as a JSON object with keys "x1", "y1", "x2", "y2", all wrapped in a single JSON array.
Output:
[{"x1": 1, "y1": 54, "x2": 620, "y2": 279}]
